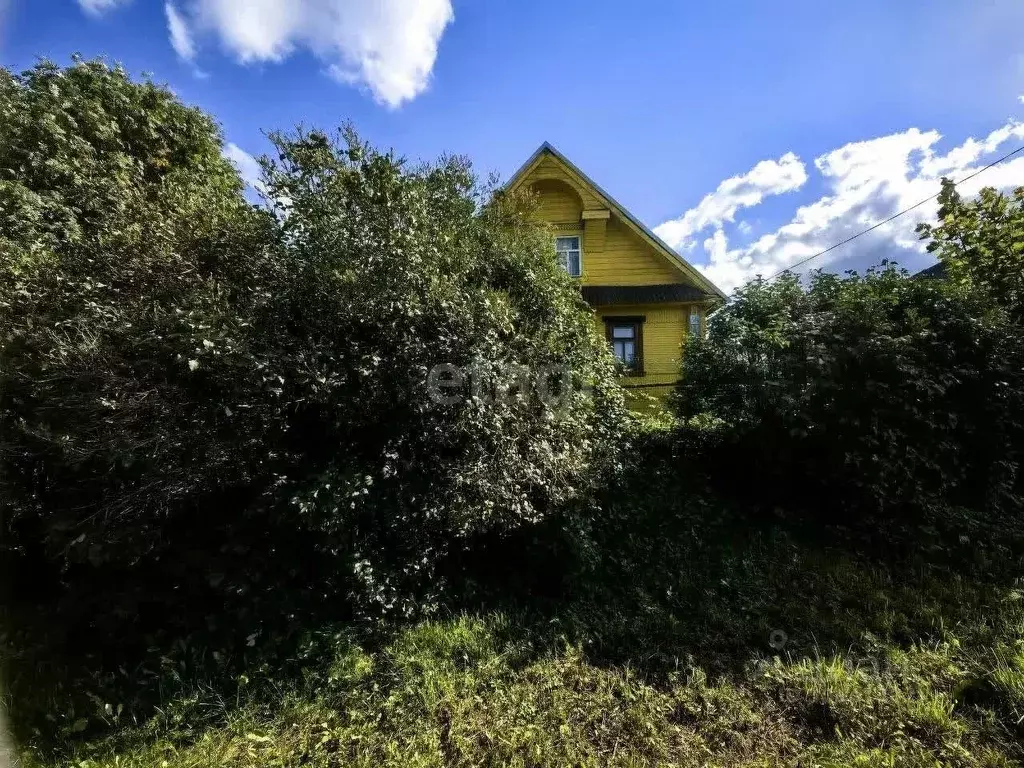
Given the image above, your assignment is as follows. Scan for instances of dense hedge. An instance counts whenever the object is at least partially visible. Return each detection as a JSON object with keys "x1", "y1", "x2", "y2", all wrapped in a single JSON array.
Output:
[
  {"x1": 0, "y1": 59, "x2": 625, "y2": 674},
  {"x1": 673, "y1": 258, "x2": 1024, "y2": 538},
  {"x1": 5, "y1": 57, "x2": 1022, "y2": 755}
]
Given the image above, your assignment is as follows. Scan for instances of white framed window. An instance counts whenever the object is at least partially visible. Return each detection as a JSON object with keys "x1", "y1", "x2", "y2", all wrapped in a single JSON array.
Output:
[
  {"x1": 611, "y1": 325, "x2": 638, "y2": 366},
  {"x1": 688, "y1": 308, "x2": 702, "y2": 337},
  {"x1": 555, "y1": 236, "x2": 582, "y2": 278}
]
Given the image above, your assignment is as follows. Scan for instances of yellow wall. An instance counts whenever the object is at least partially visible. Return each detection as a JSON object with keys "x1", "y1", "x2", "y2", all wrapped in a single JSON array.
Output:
[
  {"x1": 584, "y1": 217, "x2": 681, "y2": 286},
  {"x1": 595, "y1": 304, "x2": 704, "y2": 393},
  {"x1": 515, "y1": 152, "x2": 709, "y2": 404},
  {"x1": 532, "y1": 178, "x2": 582, "y2": 223},
  {"x1": 525, "y1": 157, "x2": 603, "y2": 210},
  {"x1": 521, "y1": 170, "x2": 681, "y2": 287}
]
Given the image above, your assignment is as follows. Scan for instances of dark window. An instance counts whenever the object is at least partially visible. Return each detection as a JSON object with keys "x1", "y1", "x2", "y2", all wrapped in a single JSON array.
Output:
[{"x1": 604, "y1": 316, "x2": 644, "y2": 376}]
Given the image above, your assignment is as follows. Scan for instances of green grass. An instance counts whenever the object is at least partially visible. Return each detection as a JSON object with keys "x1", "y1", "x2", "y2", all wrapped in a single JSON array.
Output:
[
  {"x1": 9, "y1": 525, "x2": 1024, "y2": 767},
  {"x1": 13, "y1": 615, "x2": 1024, "y2": 767},
  {"x1": 6, "y1": 431, "x2": 1024, "y2": 767}
]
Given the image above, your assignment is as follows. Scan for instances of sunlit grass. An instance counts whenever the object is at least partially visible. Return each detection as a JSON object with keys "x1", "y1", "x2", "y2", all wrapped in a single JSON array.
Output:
[{"x1": 12, "y1": 522, "x2": 1024, "y2": 767}]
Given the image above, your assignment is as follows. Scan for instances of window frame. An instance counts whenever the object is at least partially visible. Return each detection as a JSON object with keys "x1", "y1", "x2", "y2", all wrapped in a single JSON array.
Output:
[
  {"x1": 688, "y1": 307, "x2": 703, "y2": 338},
  {"x1": 555, "y1": 234, "x2": 583, "y2": 278},
  {"x1": 603, "y1": 315, "x2": 645, "y2": 377}
]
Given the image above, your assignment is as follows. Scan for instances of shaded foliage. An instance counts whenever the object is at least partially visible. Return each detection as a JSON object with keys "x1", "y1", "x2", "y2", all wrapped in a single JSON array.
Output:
[
  {"x1": 253, "y1": 125, "x2": 625, "y2": 616},
  {"x1": 13, "y1": 426, "x2": 1024, "y2": 767},
  {"x1": 0, "y1": 59, "x2": 624, "y2": 739},
  {"x1": 674, "y1": 263, "x2": 1024, "y2": 539},
  {"x1": 5, "y1": 57, "x2": 1024, "y2": 768},
  {"x1": 1, "y1": 58, "x2": 281, "y2": 656}
]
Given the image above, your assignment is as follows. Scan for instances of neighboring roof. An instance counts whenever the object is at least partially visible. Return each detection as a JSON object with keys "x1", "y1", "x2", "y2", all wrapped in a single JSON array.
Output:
[
  {"x1": 582, "y1": 284, "x2": 708, "y2": 306},
  {"x1": 915, "y1": 262, "x2": 948, "y2": 279},
  {"x1": 506, "y1": 142, "x2": 727, "y2": 302}
]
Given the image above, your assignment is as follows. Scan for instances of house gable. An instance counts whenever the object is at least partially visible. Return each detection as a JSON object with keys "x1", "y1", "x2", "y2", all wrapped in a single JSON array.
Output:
[{"x1": 506, "y1": 142, "x2": 726, "y2": 301}]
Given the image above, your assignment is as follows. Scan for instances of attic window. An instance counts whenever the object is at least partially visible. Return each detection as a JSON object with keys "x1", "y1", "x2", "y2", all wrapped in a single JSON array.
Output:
[{"x1": 555, "y1": 236, "x2": 582, "y2": 278}]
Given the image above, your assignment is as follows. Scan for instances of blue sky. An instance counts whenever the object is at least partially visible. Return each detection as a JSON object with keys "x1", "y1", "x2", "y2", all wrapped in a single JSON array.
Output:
[{"x1": 4, "y1": 0, "x2": 1024, "y2": 291}]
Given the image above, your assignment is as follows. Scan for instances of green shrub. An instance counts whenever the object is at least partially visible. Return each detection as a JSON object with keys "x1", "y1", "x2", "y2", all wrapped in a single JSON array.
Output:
[
  {"x1": 254, "y1": 125, "x2": 626, "y2": 616},
  {"x1": 0, "y1": 59, "x2": 625, "y2": 737},
  {"x1": 918, "y1": 180, "x2": 1024, "y2": 323},
  {"x1": 0, "y1": 58, "x2": 284, "y2": 667},
  {"x1": 673, "y1": 264, "x2": 1024, "y2": 538}
]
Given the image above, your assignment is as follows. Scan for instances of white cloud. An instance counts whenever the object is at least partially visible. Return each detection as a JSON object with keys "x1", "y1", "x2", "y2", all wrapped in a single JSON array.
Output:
[
  {"x1": 661, "y1": 121, "x2": 1024, "y2": 293},
  {"x1": 172, "y1": 0, "x2": 454, "y2": 107},
  {"x1": 77, "y1": 0, "x2": 128, "y2": 15},
  {"x1": 165, "y1": 2, "x2": 197, "y2": 62},
  {"x1": 654, "y1": 152, "x2": 808, "y2": 251},
  {"x1": 224, "y1": 142, "x2": 263, "y2": 192}
]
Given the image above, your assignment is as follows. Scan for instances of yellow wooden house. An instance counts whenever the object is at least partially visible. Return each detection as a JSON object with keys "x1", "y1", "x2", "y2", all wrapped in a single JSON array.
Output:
[{"x1": 507, "y1": 142, "x2": 727, "y2": 401}]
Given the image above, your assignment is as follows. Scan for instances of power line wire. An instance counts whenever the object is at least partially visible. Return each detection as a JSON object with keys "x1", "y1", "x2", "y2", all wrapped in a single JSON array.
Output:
[{"x1": 764, "y1": 143, "x2": 1024, "y2": 281}]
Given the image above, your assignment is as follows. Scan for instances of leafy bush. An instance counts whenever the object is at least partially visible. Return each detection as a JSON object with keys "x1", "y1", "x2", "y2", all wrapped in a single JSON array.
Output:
[
  {"x1": 0, "y1": 59, "x2": 625, "y2": 721},
  {"x1": 673, "y1": 263, "x2": 1024, "y2": 537},
  {"x1": 918, "y1": 180, "x2": 1024, "y2": 323},
  {"x1": 1, "y1": 57, "x2": 278, "y2": 633},
  {"x1": 250, "y1": 125, "x2": 626, "y2": 615}
]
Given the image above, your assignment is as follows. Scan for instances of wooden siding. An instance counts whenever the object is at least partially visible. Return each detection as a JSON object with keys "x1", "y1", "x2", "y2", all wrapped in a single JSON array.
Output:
[
  {"x1": 583, "y1": 217, "x2": 681, "y2": 286},
  {"x1": 521, "y1": 160, "x2": 688, "y2": 288},
  {"x1": 594, "y1": 303, "x2": 706, "y2": 399},
  {"x1": 528, "y1": 157, "x2": 603, "y2": 209},
  {"x1": 517, "y1": 151, "x2": 709, "y2": 405},
  {"x1": 531, "y1": 178, "x2": 582, "y2": 224},
  {"x1": 595, "y1": 305, "x2": 681, "y2": 390}
]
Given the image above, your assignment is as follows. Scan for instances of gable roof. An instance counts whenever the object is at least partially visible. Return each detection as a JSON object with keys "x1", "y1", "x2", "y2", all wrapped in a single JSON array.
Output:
[
  {"x1": 914, "y1": 261, "x2": 947, "y2": 280},
  {"x1": 507, "y1": 142, "x2": 727, "y2": 301}
]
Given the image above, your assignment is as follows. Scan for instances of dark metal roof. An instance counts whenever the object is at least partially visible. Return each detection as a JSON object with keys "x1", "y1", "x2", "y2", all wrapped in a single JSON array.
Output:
[
  {"x1": 582, "y1": 284, "x2": 710, "y2": 306},
  {"x1": 914, "y1": 262, "x2": 948, "y2": 279}
]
